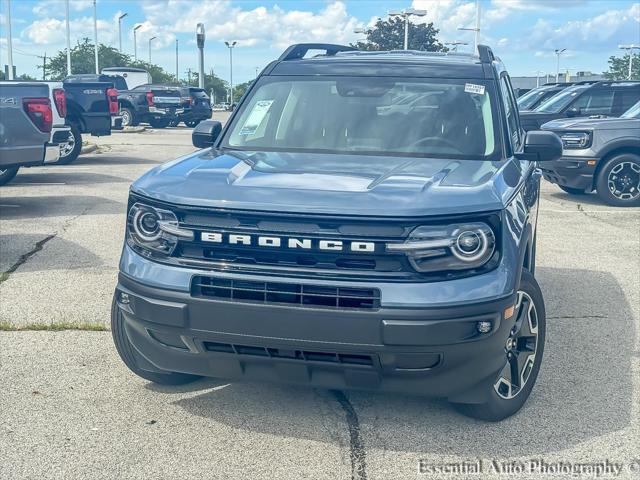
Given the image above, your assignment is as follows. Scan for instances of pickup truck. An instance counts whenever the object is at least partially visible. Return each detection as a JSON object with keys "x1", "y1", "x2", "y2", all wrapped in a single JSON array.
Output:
[
  {"x1": 0, "y1": 81, "x2": 67, "y2": 185},
  {"x1": 60, "y1": 74, "x2": 122, "y2": 164},
  {"x1": 116, "y1": 84, "x2": 183, "y2": 128}
]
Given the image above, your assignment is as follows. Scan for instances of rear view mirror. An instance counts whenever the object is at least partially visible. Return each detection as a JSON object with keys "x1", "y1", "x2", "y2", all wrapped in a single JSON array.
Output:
[
  {"x1": 192, "y1": 120, "x2": 222, "y2": 149},
  {"x1": 518, "y1": 130, "x2": 562, "y2": 162}
]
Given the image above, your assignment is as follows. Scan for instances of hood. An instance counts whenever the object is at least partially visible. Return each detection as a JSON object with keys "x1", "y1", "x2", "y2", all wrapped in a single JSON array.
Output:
[
  {"x1": 131, "y1": 149, "x2": 521, "y2": 217},
  {"x1": 542, "y1": 116, "x2": 640, "y2": 131}
]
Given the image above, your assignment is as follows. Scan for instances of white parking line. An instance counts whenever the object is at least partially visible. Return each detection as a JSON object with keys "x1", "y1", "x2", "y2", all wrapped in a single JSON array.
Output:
[{"x1": 0, "y1": 204, "x2": 20, "y2": 208}]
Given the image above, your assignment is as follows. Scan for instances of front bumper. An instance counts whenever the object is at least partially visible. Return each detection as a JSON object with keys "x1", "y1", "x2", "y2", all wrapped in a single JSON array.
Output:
[
  {"x1": 539, "y1": 155, "x2": 598, "y2": 191},
  {"x1": 115, "y1": 246, "x2": 519, "y2": 403},
  {"x1": 111, "y1": 115, "x2": 123, "y2": 130}
]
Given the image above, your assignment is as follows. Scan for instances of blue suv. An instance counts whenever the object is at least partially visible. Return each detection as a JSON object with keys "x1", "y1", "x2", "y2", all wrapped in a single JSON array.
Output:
[{"x1": 112, "y1": 44, "x2": 562, "y2": 421}]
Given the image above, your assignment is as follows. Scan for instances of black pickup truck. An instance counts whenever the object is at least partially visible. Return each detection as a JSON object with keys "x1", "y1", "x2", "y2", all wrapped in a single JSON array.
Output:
[
  {"x1": 116, "y1": 84, "x2": 183, "y2": 128},
  {"x1": 61, "y1": 74, "x2": 122, "y2": 164}
]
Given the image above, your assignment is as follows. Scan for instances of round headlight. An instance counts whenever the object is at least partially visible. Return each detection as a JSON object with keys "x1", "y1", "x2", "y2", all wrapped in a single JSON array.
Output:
[
  {"x1": 451, "y1": 227, "x2": 493, "y2": 262},
  {"x1": 133, "y1": 208, "x2": 161, "y2": 241}
]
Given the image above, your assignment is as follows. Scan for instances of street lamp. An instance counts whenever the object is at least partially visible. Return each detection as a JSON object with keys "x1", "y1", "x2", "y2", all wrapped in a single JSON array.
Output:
[
  {"x1": 388, "y1": 8, "x2": 427, "y2": 50},
  {"x1": 197, "y1": 24, "x2": 205, "y2": 89},
  {"x1": 618, "y1": 44, "x2": 640, "y2": 80},
  {"x1": 5, "y1": 0, "x2": 14, "y2": 80},
  {"x1": 65, "y1": 0, "x2": 71, "y2": 75},
  {"x1": 444, "y1": 41, "x2": 468, "y2": 53},
  {"x1": 175, "y1": 39, "x2": 179, "y2": 83},
  {"x1": 534, "y1": 70, "x2": 544, "y2": 88},
  {"x1": 458, "y1": 0, "x2": 481, "y2": 52},
  {"x1": 225, "y1": 41, "x2": 237, "y2": 104},
  {"x1": 555, "y1": 48, "x2": 566, "y2": 82},
  {"x1": 93, "y1": 0, "x2": 98, "y2": 74},
  {"x1": 148, "y1": 36, "x2": 156, "y2": 63},
  {"x1": 133, "y1": 24, "x2": 142, "y2": 61},
  {"x1": 118, "y1": 13, "x2": 128, "y2": 53}
]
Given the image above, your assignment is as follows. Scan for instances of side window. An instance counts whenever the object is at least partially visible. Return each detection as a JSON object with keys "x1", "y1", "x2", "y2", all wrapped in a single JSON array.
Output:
[
  {"x1": 500, "y1": 75, "x2": 522, "y2": 151},
  {"x1": 613, "y1": 89, "x2": 640, "y2": 115},
  {"x1": 571, "y1": 89, "x2": 615, "y2": 115}
]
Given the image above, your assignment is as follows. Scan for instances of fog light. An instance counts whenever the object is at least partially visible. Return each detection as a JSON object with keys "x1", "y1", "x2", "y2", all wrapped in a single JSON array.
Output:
[
  {"x1": 119, "y1": 292, "x2": 130, "y2": 305},
  {"x1": 476, "y1": 321, "x2": 492, "y2": 334}
]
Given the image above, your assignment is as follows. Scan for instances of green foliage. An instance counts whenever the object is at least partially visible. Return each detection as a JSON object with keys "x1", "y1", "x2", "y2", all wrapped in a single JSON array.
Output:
[
  {"x1": 42, "y1": 38, "x2": 176, "y2": 83},
  {"x1": 233, "y1": 80, "x2": 254, "y2": 101},
  {"x1": 351, "y1": 16, "x2": 447, "y2": 52},
  {"x1": 188, "y1": 71, "x2": 229, "y2": 103},
  {"x1": 0, "y1": 71, "x2": 36, "y2": 81},
  {"x1": 604, "y1": 53, "x2": 640, "y2": 80}
]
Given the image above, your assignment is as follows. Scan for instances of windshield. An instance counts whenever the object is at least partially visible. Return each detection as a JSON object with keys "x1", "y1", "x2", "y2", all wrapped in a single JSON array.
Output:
[
  {"x1": 517, "y1": 88, "x2": 552, "y2": 110},
  {"x1": 223, "y1": 77, "x2": 499, "y2": 160},
  {"x1": 535, "y1": 86, "x2": 588, "y2": 113},
  {"x1": 621, "y1": 101, "x2": 640, "y2": 119}
]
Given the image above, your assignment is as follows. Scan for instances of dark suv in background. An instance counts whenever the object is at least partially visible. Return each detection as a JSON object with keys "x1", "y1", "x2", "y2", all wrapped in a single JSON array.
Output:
[
  {"x1": 517, "y1": 82, "x2": 594, "y2": 112},
  {"x1": 520, "y1": 81, "x2": 640, "y2": 131},
  {"x1": 174, "y1": 87, "x2": 213, "y2": 128},
  {"x1": 111, "y1": 44, "x2": 562, "y2": 421},
  {"x1": 540, "y1": 101, "x2": 640, "y2": 206}
]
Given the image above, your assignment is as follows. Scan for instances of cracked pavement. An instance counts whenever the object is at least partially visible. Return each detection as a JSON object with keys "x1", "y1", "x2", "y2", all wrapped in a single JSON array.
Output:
[{"x1": 1, "y1": 121, "x2": 639, "y2": 479}]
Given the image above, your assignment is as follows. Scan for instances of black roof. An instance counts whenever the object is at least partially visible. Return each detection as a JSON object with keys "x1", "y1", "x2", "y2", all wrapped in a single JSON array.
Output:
[{"x1": 267, "y1": 43, "x2": 500, "y2": 79}]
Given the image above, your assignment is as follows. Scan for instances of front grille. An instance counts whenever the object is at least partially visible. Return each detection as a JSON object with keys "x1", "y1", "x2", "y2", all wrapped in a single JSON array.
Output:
[
  {"x1": 202, "y1": 341, "x2": 375, "y2": 367},
  {"x1": 192, "y1": 276, "x2": 380, "y2": 309}
]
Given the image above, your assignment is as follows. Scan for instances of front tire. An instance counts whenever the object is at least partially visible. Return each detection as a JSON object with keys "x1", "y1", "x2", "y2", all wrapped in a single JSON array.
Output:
[
  {"x1": 454, "y1": 269, "x2": 546, "y2": 421},
  {"x1": 111, "y1": 299, "x2": 201, "y2": 385},
  {"x1": 119, "y1": 107, "x2": 138, "y2": 127},
  {"x1": 56, "y1": 123, "x2": 82, "y2": 165},
  {"x1": 0, "y1": 167, "x2": 20, "y2": 186},
  {"x1": 595, "y1": 153, "x2": 640, "y2": 207}
]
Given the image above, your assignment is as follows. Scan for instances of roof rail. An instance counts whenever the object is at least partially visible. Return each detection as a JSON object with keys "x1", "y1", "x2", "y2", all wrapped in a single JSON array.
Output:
[
  {"x1": 278, "y1": 43, "x2": 356, "y2": 61},
  {"x1": 477, "y1": 44, "x2": 495, "y2": 63}
]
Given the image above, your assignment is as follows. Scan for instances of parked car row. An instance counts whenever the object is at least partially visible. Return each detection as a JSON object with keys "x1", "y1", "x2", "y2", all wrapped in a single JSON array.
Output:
[{"x1": 517, "y1": 80, "x2": 640, "y2": 206}]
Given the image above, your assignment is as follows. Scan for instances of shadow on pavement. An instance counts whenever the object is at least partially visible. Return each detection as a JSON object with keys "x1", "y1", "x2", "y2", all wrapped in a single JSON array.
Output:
[
  {"x1": 11, "y1": 170, "x2": 130, "y2": 185},
  {"x1": 71, "y1": 154, "x2": 164, "y2": 166},
  {"x1": 165, "y1": 267, "x2": 633, "y2": 456},
  {"x1": 0, "y1": 195, "x2": 124, "y2": 219}
]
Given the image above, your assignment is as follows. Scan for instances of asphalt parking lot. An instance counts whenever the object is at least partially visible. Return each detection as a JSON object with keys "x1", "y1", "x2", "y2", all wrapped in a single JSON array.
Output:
[{"x1": 1, "y1": 121, "x2": 639, "y2": 479}]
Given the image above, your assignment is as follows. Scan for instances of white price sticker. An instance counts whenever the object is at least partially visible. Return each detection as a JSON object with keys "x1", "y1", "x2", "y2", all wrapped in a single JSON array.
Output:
[{"x1": 464, "y1": 83, "x2": 485, "y2": 95}]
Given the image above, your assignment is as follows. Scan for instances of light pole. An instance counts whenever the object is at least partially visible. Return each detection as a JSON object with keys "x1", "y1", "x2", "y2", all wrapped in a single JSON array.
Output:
[
  {"x1": 618, "y1": 44, "x2": 640, "y2": 80},
  {"x1": 118, "y1": 13, "x2": 127, "y2": 53},
  {"x1": 445, "y1": 41, "x2": 468, "y2": 53},
  {"x1": 555, "y1": 48, "x2": 566, "y2": 82},
  {"x1": 225, "y1": 41, "x2": 237, "y2": 104},
  {"x1": 458, "y1": 0, "x2": 481, "y2": 53},
  {"x1": 175, "y1": 39, "x2": 179, "y2": 83},
  {"x1": 93, "y1": 0, "x2": 98, "y2": 73},
  {"x1": 65, "y1": 0, "x2": 71, "y2": 75},
  {"x1": 197, "y1": 24, "x2": 205, "y2": 89},
  {"x1": 389, "y1": 8, "x2": 426, "y2": 50},
  {"x1": 5, "y1": 0, "x2": 14, "y2": 80},
  {"x1": 534, "y1": 70, "x2": 544, "y2": 87},
  {"x1": 133, "y1": 24, "x2": 142, "y2": 61},
  {"x1": 148, "y1": 36, "x2": 156, "y2": 64}
]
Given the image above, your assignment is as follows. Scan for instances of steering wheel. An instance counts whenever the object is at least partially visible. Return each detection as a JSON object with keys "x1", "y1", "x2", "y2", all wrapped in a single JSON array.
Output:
[{"x1": 410, "y1": 136, "x2": 462, "y2": 152}]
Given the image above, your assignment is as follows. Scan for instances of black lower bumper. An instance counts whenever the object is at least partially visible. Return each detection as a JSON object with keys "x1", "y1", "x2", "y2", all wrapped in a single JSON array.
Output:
[
  {"x1": 539, "y1": 157, "x2": 597, "y2": 191},
  {"x1": 114, "y1": 274, "x2": 517, "y2": 403}
]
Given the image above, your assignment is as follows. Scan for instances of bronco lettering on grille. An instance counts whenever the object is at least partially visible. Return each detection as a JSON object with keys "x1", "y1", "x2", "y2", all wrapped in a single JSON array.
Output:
[{"x1": 200, "y1": 231, "x2": 376, "y2": 253}]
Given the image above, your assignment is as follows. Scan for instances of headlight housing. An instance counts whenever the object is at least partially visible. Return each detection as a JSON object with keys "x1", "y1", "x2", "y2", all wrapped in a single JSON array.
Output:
[
  {"x1": 387, "y1": 222, "x2": 497, "y2": 274},
  {"x1": 559, "y1": 132, "x2": 591, "y2": 149},
  {"x1": 127, "y1": 203, "x2": 193, "y2": 255}
]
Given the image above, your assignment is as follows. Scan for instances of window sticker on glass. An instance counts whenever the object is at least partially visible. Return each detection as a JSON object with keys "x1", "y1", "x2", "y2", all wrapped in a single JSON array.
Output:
[
  {"x1": 464, "y1": 83, "x2": 485, "y2": 95},
  {"x1": 239, "y1": 100, "x2": 273, "y2": 135}
]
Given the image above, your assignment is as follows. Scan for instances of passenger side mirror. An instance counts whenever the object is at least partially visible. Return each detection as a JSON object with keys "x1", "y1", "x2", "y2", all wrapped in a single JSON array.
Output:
[
  {"x1": 517, "y1": 130, "x2": 562, "y2": 162},
  {"x1": 192, "y1": 120, "x2": 222, "y2": 149},
  {"x1": 566, "y1": 107, "x2": 581, "y2": 117}
]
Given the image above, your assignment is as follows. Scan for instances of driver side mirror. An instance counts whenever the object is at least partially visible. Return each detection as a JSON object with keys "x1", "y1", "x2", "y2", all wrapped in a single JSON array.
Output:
[
  {"x1": 517, "y1": 130, "x2": 562, "y2": 162},
  {"x1": 192, "y1": 120, "x2": 222, "y2": 149},
  {"x1": 566, "y1": 107, "x2": 581, "y2": 117}
]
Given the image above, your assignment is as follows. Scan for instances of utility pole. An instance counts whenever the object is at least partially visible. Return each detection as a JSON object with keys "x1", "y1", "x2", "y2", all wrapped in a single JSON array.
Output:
[
  {"x1": 65, "y1": 0, "x2": 71, "y2": 75},
  {"x1": 93, "y1": 0, "x2": 99, "y2": 73},
  {"x1": 133, "y1": 24, "x2": 142, "y2": 61},
  {"x1": 197, "y1": 24, "x2": 206, "y2": 89},
  {"x1": 175, "y1": 39, "x2": 179, "y2": 83},
  {"x1": 5, "y1": 0, "x2": 14, "y2": 80},
  {"x1": 389, "y1": 8, "x2": 426, "y2": 50},
  {"x1": 555, "y1": 48, "x2": 566, "y2": 82},
  {"x1": 187, "y1": 68, "x2": 192, "y2": 86},
  {"x1": 225, "y1": 41, "x2": 237, "y2": 104},
  {"x1": 458, "y1": 0, "x2": 481, "y2": 53},
  {"x1": 42, "y1": 52, "x2": 47, "y2": 80},
  {"x1": 118, "y1": 13, "x2": 127, "y2": 53},
  {"x1": 618, "y1": 44, "x2": 640, "y2": 80}
]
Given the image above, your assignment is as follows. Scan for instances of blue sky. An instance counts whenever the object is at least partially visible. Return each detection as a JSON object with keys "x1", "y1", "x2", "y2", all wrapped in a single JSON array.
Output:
[{"x1": 1, "y1": 0, "x2": 639, "y2": 83}]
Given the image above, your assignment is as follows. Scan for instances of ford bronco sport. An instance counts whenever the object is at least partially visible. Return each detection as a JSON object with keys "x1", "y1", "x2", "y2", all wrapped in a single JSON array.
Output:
[{"x1": 112, "y1": 44, "x2": 562, "y2": 421}]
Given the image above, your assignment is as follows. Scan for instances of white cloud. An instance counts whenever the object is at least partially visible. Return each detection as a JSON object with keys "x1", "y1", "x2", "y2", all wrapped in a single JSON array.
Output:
[
  {"x1": 23, "y1": 16, "x2": 117, "y2": 46},
  {"x1": 33, "y1": 0, "x2": 93, "y2": 17}
]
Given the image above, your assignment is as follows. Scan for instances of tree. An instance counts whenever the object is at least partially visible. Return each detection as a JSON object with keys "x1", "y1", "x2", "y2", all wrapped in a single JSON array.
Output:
[
  {"x1": 0, "y1": 71, "x2": 36, "y2": 81},
  {"x1": 42, "y1": 38, "x2": 176, "y2": 83},
  {"x1": 189, "y1": 71, "x2": 229, "y2": 103},
  {"x1": 233, "y1": 80, "x2": 253, "y2": 101},
  {"x1": 604, "y1": 53, "x2": 640, "y2": 80},
  {"x1": 351, "y1": 16, "x2": 446, "y2": 52}
]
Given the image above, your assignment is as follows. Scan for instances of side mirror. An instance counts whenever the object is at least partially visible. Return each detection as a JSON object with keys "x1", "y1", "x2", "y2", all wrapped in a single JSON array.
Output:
[
  {"x1": 566, "y1": 107, "x2": 581, "y2": 117},
  {"x1": 517, "y1": 130, "x2": 562, "y2": 162},
  {"x1": 192, "y1": 120, "x2": 222, "y2": 149}
]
